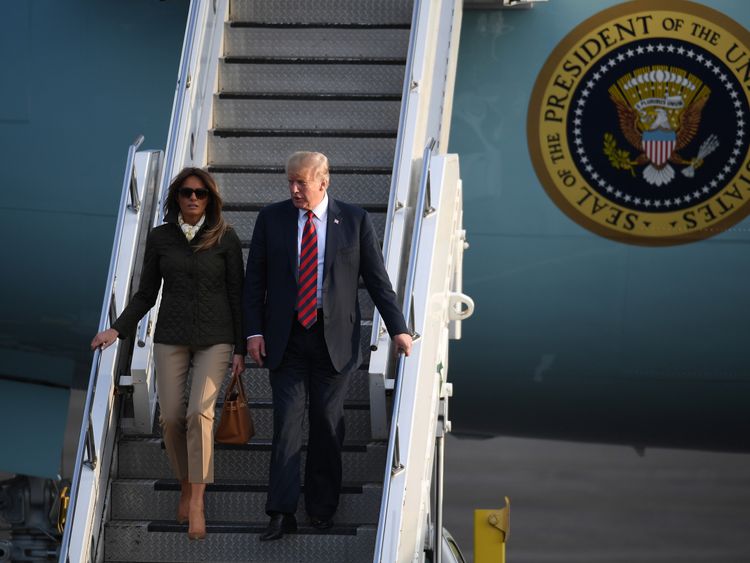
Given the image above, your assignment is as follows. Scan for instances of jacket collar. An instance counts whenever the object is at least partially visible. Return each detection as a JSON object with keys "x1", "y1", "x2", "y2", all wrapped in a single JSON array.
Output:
[{"x1": 323, "y1": 197, "x2": 342, "y2": 284}]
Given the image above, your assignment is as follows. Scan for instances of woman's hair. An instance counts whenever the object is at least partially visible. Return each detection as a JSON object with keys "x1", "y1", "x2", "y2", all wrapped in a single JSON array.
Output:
[
  {"x1": 164, "y1": 167, "x2": 227, "y2": 251},
  {"x1": 286, "y1": 151, "x2": 330, "y2": 185}
]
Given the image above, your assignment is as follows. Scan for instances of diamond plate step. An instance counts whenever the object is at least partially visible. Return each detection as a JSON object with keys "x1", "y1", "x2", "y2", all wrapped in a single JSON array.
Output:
[
  {"x1": 220, "y1": 368, "x2": 372, "y2": 402},
  {"x1": 219, "y1": 60, "x2": 405, "y2": 96},
  {"x1": 224, "y1": 24, "x2": 410, "y2": 58},
  {"x1": 225, "y1": 209, "x2": 386, "y2": 241},
  {"x1": 215, "y1": 171, "x2": 391, "y2": 208},
  {"x1": 118, "y1": 438, "x2": 387, "y2": 482},
  {"x1": 214, "y1": 96, "x2": 401, "y2": 131},
  {"x1": 104, "y1": 520, "x2": 376, "y2": 562},
  {"x1": 150, "y1": 400, "x2": 373, "y2": 442},
  {"x1": 229, "y1": 0, "x2": 413, "y2": 25},
  {"x1": 208, "y1": 132, "x2": 397, "y2": 168},
  {"x1": 111, "y1": 479, "x2": 382, "y2": 524}
]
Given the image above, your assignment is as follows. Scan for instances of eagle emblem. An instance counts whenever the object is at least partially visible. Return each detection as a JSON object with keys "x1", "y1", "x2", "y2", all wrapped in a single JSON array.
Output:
[{"x1": 606, "y1": 66, "x2": 718, "y2": 186}]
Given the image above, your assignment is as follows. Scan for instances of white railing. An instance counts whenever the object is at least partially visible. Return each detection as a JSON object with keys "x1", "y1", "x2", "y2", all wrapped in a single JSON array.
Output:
[
  {"x1": 374, "y1": 138, "x2": 437, "y2": 561},
  {"x1": 60, "y1": 1, "x2": 228, "y2": 559},
  {"x1": 58, "y1": 139, "x2": 160, "y2": 562},
  {"x1": 374, "y1": 152, "x2": 473, "y2": 563},
  {"x1": 370, "y1": 1, "x2": 467, "y2": 559},
  {"x1": 368, "y1": 0, "x2": 464, "y2": 437},
  {"x1": 160, "y1": 0, "x2": 227, "y2": 191}
]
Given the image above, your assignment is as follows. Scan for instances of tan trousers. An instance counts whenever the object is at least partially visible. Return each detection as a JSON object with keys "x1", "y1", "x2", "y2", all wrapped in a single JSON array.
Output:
[{"x1": 154, "y1": 343, "x2": 233, "y2": 484}]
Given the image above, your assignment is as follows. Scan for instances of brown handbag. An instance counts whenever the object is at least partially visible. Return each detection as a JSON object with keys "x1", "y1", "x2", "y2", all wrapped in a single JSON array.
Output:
[{"x1": 215, "y1": 373, "x2": 254, "y2": 444}]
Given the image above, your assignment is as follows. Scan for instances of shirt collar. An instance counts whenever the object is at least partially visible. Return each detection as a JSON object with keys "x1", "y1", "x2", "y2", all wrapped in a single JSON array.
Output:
[{"x1": 299, "y1": 193, "x2": 329, "y2": 221}]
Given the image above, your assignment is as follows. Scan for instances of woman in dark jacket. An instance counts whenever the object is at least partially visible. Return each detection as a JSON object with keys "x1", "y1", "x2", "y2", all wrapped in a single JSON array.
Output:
[{"x1": 91, "y1": 167, "x2": 245, "y2": 540}]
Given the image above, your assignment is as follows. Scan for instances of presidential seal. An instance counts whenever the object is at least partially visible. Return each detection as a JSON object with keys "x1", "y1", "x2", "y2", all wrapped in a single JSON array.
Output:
[{"x1": 528, "y1": 0, "x2": 750, "y2": 245}]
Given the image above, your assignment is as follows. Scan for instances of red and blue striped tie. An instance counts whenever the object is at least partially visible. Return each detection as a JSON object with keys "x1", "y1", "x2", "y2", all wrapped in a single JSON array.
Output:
[{"x1": 297, "y1": 210, "x2": 318, "y2": 328}]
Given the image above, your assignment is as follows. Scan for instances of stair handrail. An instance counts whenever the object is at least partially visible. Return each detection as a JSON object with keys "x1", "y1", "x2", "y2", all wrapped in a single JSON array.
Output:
[
  {"x1": 369, "y1": 0, "x2": 423, "y2": 353},
  {"x1": 58, "y1": 134, "x2": 144, "y2": 562},
  {"x1": 60, "y1": 1, "x2": 223, "y2": 559},
  {"x1": 159, "y1": 0, "x2": 202, "y2": 205},
  {"x1": 374, "y1": 137, "x2": 437, "y2": 563}
]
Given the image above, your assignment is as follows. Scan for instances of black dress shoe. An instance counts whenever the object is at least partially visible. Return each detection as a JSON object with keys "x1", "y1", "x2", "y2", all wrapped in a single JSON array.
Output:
[
  {"x1": 310, "y1": 516, "x2": 333, "y2": 530},
  {"x1": 259, "y1": 513, "x2": 297, "y2": 541}
]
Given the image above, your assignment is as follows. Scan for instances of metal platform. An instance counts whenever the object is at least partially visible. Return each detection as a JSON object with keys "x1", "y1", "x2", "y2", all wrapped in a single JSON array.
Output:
[
  {"x1": 104, "y1": 520, "x2": 376, "y2": 562},
  {"x1": 214, "y1": 96, "x2": 402, "y2": 131},
  {"x1": 219, "y1": 61, "x2": 406, "y2": 96},
  {"x1": 224, "y1": 25, "x2": 410, "y2": 59},
  {"x1": 208, "y1": 133, "x2": 397, "y2": 168},
  {"x1": 117, "y1": 438, "x2": 388, "y2": 483},
  {"x1": 217, "y1": 368, "x2": 374, "y2": 402},
  {"x1": 111, "y1": 479, "x2": 382, "y2": 523},
  {"x1": 146, "y1": 400, "x2": 374, "y2": 442},
  {"x1": 229, "y1": 0, "x2": 413, "y2": 25},
  {"x1": 216, "y1": 171, "x2": 392, "y2": 208}
]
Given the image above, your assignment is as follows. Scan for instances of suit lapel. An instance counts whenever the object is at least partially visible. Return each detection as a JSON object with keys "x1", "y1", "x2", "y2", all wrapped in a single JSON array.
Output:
[
  {"x1": 285, "y1": 201, "x2": 299, "y2": 281},
  {"x1": 324, "y1": 198, "x2": 342, "y2": 285}
]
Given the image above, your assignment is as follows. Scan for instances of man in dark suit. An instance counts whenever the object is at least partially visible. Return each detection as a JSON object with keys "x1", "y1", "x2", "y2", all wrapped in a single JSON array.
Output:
[{"x1": 243, "y1": 151, "x2": 412, "y2": 540}]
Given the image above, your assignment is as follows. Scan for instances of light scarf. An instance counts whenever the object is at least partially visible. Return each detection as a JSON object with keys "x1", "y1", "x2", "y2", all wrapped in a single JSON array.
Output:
[{"x1": 178, "y1": 213, "x2": 206, "y2": 242}]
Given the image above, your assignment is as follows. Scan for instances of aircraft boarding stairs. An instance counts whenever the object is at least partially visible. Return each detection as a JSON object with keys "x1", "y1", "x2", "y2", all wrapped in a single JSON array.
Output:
[{"x1": 60, "y1": 1, "x2": 470, "y2": 561}]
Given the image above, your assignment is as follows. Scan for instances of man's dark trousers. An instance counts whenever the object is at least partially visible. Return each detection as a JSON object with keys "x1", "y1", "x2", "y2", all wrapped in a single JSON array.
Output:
[{"x1": 265, "y1": 310, "x2": 349, "y2": 519}]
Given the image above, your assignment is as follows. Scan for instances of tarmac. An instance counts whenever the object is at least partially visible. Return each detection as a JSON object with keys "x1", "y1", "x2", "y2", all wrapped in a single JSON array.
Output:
[{"x1": 443, "y1": 435, "x2": 750, "y2": 562}]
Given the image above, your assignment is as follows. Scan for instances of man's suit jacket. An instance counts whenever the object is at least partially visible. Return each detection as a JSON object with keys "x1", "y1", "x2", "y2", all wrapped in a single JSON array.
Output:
[{"x1": 243, "y1": 197, "x2": 408, "y2": 373}]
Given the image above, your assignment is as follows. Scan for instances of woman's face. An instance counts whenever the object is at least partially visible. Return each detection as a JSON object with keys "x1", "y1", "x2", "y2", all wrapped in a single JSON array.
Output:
[{"x1": 178, "y1": 175, "x2": 210, "y2": 224}]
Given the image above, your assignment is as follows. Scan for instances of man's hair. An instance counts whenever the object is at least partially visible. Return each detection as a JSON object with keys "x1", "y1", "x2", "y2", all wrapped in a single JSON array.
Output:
[{"x1": 286, "y1": 151, "x2": 330, "y2": 184}]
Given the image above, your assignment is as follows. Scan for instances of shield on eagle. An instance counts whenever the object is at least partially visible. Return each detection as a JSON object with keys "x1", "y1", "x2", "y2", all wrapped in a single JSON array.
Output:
[{"x1": 641, "y1": 129, "x2": 677, "y2": 167}]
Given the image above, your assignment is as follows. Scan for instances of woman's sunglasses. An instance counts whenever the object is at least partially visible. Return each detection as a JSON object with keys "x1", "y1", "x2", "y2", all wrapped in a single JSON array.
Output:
[{"x1": 178, "y1": 187, "x2": 210, "y2": 200}]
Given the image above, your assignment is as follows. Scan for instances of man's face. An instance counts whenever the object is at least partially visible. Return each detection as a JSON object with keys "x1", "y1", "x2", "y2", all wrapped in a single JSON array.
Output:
[{"x1": 288, "y1": 167, "x2": 328, "y2": 210}]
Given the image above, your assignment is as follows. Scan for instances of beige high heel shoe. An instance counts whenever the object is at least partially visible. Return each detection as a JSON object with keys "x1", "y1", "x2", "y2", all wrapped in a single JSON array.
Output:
[
  {"x1": 187, "y1": 505, "x2": 206, "y2": 540},
  {"x1": 187, "y1": 482, "x2": 207, "y2": 540}
]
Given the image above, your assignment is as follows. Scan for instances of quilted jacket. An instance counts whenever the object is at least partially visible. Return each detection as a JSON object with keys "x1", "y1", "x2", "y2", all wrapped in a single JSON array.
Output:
[{"x1": 112, "y1": 210, "x2": 245, "y2": 354}]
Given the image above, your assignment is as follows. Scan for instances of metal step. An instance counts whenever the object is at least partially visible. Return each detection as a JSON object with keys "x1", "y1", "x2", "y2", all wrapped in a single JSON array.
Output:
[
  {"x1": 215, "y1": 171, "x2": 391, "y2": 208},
  {"x1": 220, "y1": 368, "x2": 373, "y2": 402},
  {"x1": 229, "y1": 0, "x2": 413, "y2": 26},
  {"x1": 214, "y1": 96, "x2": 401, "y2": 131},
  {"x1": 219, "y1": 60, "x2": 405, "y2": 96},
  {"x1": 208, "y1": 131, "x2": 397, "y2": 168},
  {"x1": 224, "y1": 24, "x2": 410, "y2": 58},
  {"x1": 149, "y1": 400, "x2": 373, "y2": 442},
  {"x1": 117, "y1": 438, "x2": 387, "y2": 482},
  {"x1": 225, "y1": 209, "x2": 386, "y2": 241},
  {"x1": 104, "y1": 520, "x2": 376, "y2": 562},
  {"x1": 111, "y1": 479, "x2": 382, "y2": 524}
]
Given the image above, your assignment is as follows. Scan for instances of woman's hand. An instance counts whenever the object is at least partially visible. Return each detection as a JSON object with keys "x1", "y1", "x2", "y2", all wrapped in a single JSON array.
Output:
[
  {"x1": 232, "y1": 354, "x2": 245, "y2": 378},
  {"x1": 91, "y1": 328, "x2": 119, "y2": 350}
]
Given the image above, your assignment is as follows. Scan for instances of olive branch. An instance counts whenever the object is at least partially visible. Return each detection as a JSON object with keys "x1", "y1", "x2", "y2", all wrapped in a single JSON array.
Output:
[{"x1": 603, "y1": 132, "x2": 637, "y2": 177}]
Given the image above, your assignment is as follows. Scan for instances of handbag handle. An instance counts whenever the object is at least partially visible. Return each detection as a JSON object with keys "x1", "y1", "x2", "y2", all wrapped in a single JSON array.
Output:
[{"x1": 225, "y1": 371, "x2": 247, "y2": 403}]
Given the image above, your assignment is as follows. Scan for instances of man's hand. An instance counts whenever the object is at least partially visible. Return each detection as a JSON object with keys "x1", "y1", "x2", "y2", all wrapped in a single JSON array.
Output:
[
  {"x1": 393, "y1": 333, "x2": 413, "y2": 357},
  {"x1": 231, "y1": 354, "x2": 245, "y2": 378},
  {"x1": 247, "y1": 335, "x2": 266, "y2": 367}
]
